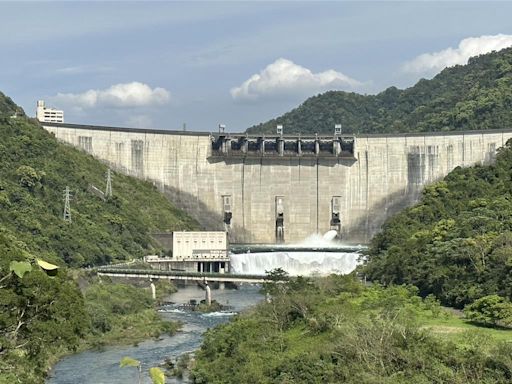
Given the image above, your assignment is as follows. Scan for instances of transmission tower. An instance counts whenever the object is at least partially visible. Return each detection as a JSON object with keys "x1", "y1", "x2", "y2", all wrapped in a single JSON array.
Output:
[
  {"x1": 63, "y1": 186, "x2": 72, "y2": 223},
  {"x1": 105, "y1": 169, "x2": 113, "y2": 198}
]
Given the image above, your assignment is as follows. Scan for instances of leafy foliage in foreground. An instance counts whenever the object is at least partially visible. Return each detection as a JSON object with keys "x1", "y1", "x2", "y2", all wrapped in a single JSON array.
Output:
[
  {"x1": 0, "y1": 228, "x2": 89, "y2": 383},
  {"x1": 120, "y1": 357, "x2": 166, "y2": 384},
  {"x1": 192, "y1": 274, "x2": 512, "y2": 384},
  {"x1": 0, "y1": 248, "x2": 178, "y2": 383},
  {"x1": 248, "y1": 47, "x2": 512, "y2": 135},
  {"x1": 364, "y1": 140, "x2": 512, "y2": 308}
]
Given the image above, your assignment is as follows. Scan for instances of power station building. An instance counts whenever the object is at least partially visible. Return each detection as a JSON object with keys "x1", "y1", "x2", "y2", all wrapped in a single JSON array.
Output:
[{"x1": 145, "y1": 231, "x2": 229, "y2": 273}]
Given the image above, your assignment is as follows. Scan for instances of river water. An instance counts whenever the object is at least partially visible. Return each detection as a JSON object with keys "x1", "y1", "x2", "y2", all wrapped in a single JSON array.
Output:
[
  {"x1": 48, "y1": 240, "x2": 361, "y2": 384},
  {"x1": 47, "y1": 285, "x2": 263, "y2": 384}
]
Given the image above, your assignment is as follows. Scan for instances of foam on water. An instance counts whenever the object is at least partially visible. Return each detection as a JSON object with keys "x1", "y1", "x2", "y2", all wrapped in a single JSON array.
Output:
[
  {"x1": 230, "y1": 231, "x2": 361, "y2": 276},
  {"x1": 201, "y1": 311, "x2": 237, "y2": 318},
  {"x1": 158, "y1": 308, "x2": 186, "y2": 314}
]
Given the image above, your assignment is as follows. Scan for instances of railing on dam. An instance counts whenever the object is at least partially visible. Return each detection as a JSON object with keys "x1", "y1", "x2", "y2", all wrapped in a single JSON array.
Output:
[
  {"x1": 211, "y1": 134, "x2": 356, "y2": 159},
  {"x1": 229, "y1": 244, "x2": 367, "y2": 254},
  {"x1": 96, "y1": 267, "x2": 268, "y2": 284}
]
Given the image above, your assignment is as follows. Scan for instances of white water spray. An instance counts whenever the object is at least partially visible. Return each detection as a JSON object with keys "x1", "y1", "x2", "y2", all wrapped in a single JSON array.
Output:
[
  {"x1": 322, "y1": 230, "x2": 338, "y2": 242},
  {"x1": 230, "y1": 231, "x2": 362, "y2": 276}
]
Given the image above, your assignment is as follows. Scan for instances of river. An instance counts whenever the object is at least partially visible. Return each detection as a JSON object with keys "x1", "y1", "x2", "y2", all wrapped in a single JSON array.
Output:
[
  {"x1": 48, "y1": 238, "x2": 361, "y2": 384},
  {"x1": 47, "y1": 284, "x2": 263, "y2": 384}
]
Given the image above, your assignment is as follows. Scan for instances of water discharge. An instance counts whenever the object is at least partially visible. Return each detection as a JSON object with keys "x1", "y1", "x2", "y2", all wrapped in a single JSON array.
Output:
[
  {"x1": 47, "y1": 234, "x2": 363, "y2": 383},
  {"x1": 230, "y1": 231, "x2": 363, "y2": 276}
]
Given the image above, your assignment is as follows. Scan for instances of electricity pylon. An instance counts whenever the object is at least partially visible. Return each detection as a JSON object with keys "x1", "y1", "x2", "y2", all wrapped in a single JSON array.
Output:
[
  {"x1": 105, "y1": 169, "x2": 113, "y2": 198},
  {"x1": 63, "y1": 186, "x2": 72, "y2": 223}
]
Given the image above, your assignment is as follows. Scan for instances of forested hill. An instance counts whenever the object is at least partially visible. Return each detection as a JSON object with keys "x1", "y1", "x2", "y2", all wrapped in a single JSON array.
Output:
[
  {"x1": 0, "y1": 93, "x2": 197, "y2": 268},
  {"x1": 364, "y1": 139, "x2": 512, "y2": 309},
  {"x1": 0, "y1": 91, "x2": 24, "y2": 117},
  {"x1": 0, "y1": 92, "x2": 198, "y2": 382},
  {"x1": 247, "y1": 47, "x2": 512, "y2": 135}
]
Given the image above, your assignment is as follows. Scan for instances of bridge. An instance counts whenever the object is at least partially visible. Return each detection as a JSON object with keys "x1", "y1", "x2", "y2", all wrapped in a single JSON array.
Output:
[
  {"x1": 96, "y1": 267, "x2": 268, "y2": 284},
  {"x1": 42, "y1": 121, "x2": 512, "y2": 244}
]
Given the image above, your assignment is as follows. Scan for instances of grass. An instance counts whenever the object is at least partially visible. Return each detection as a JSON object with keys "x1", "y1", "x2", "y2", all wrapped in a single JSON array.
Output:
[
  {"x1": 419, "y1": 308, "x2": 512, "y2": 343},
  {"x1": 83, "y1": 309, "x2": 181, "y2": 351}
]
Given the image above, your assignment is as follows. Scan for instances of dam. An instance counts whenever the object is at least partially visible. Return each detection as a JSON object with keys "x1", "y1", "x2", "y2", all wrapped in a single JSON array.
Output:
[{"x1": 42, "y1": 122, "x2": 512, "y2": 244}]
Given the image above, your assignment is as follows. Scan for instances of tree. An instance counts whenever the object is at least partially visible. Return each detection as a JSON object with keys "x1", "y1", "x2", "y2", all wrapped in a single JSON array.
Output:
[
  {"x1": 464, "y1": 295, "x2": 512, "y2": 327},
  {"x1": 15, "y1": 165, "x2": 43, "y2": 191},
  {"x1": 262, "y1": 267, "x2": 289, "y2": 297}
]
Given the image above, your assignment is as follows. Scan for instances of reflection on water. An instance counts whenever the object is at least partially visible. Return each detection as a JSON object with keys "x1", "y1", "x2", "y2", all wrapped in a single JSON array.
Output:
[{"x1": 47, "y1": 285, "x2": 263, "y2": 384}]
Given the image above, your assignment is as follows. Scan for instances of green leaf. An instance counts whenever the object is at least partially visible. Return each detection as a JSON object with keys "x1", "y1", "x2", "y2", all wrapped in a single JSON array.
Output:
[
  {"x1": 9, "y1": 261, "x2": 32, "y2": 279},
  {"x1": 37, "y1": 259, "x2": 59, "y2": 276},
  {"x1": 120, "y1": 356, "x2": 140, "y2": 368},
  {"x1": 36, "y1": 259, "x2": 59, "y2": 270},
  {"x1": 149, "y1": 367, "x2": 165, "y2": 384}
]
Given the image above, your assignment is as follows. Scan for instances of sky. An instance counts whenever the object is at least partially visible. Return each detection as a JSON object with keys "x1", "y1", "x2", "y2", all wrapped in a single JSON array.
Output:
[{"x1": 1, "y1": 1, "x2": 511, "y2": 132}]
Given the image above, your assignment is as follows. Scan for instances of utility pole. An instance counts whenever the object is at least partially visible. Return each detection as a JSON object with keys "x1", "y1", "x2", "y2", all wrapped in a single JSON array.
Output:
[
  {"x1": 63, "y1": 186, "x2": 72, "y2": 223},
  {"x1": 105, "y1": 169, "x2": 113, "y2": 198}
]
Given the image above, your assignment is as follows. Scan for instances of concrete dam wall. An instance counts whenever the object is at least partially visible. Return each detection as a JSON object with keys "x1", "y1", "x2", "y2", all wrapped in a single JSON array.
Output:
[{"x1": 42, "y1": 122, "x2": 512, "y2": 244}]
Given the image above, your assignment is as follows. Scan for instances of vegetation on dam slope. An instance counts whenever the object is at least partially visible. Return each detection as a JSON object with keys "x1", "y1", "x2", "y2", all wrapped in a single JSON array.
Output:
[
  {"x1": 0, "y1": 92, "x2": 194, "y2": 382},
  {"x1": 248, "y1": 47, "x2": 512, "y2": 135},
  {"x1": 364, "y1": 139, "x2": 512, "y2": 308},
  {"x1": 0, "y1": 92, "x2": 198, "y2": 268}
]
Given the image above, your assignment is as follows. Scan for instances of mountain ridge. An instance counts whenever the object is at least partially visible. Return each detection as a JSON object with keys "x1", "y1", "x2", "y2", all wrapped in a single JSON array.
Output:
[{"x1": 247, "y1": 47, "x2": 512, "y2": 135}]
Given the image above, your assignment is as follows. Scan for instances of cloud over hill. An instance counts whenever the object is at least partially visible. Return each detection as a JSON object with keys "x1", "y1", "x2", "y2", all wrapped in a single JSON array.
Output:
[
  {"x1": 54, "y1": 82, "x2": 170, "y2": 109},
  {"x1": 403, "y1": 34, "x2": 512, "y2": 74},
  {"x1": 231, "y1": 58, "x2": 361, "y2": 102}
]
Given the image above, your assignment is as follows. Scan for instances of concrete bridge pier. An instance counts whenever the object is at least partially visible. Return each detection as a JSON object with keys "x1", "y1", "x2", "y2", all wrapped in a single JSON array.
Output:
[
  {"x1": 205, "y1": 282, "x2": 212, "y2": 306},
  {"x1": 219, "y1": 265, "x2": 225, "y2": 290},
  {"x1": 150, "y1": 282, "x2": 156, "y2": 300}
]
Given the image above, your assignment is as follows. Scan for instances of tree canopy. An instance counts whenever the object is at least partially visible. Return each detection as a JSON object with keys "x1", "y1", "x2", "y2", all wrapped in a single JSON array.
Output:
[
  {"x1": 0, "y1": 99, "x2": 197, "y2": 268},
  {"x1": 0, "y1": 93, "x2": 193, "y2": 382},
  {"x1": 247, "y1": 47, "x2": 512, "y2": 135},
  {"x1": 364, "y1": 139, "x2": 512, "y2": 308}
]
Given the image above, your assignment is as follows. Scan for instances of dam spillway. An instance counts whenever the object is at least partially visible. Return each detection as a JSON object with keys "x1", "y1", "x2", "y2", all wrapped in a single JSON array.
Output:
[{"x1": 42, "y1": 122, "x2": 512, "y2": 244}]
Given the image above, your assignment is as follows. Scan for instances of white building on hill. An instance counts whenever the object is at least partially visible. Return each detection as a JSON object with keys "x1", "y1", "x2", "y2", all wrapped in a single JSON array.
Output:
[{"x1": 36, "y1": 100, "x2": 64, "y2": 123}]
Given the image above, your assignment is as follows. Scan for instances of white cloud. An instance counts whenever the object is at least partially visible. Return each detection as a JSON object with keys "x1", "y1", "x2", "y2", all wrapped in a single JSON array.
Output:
[
  {"x1": 403, "y1": 34, "x2": 512, "y2": 74},
  {"x1": 125, "y1": 114, "x2": 153, "y2": 128},
  {"x1": 55, "y1": 65, "x2": 114, "y2": 75},
  {"x1": 230, "y1": 58, "x2": 361, "y2": 101},
  {"x1": 54, "y1": 82, "x2": 170, "y2": 108}
]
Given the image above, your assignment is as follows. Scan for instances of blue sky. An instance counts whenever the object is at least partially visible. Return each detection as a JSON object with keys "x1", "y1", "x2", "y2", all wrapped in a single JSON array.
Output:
[{"x1": 1, "y1": 1, "x2": 511, "y2": 132}]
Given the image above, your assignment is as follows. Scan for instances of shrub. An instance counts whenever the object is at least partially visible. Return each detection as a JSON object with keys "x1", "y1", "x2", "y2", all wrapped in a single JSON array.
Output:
[{"x1": 464, "y1": 295, "x2": 512, "y2": 327}]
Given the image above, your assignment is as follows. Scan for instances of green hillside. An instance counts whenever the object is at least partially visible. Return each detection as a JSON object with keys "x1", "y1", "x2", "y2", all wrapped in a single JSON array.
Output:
[
  {"x1": 0, "y1": 97, "x2": 197, "y2": 268},
  {"x1": 247, "y1": 47, "x2": 512, "y2": 135},
  {"x1": 364, "y1": 140, "x2": 512, "y2": 309},
  {"x1": 0, "y1": 91, "x2": 24, "y2": 117},
  {"x1": 0, "y1": 93, "x2": 197, "y2": 382},
  {"x1": 192, "y1": 275, "x2": 512, "y2": 384}
]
